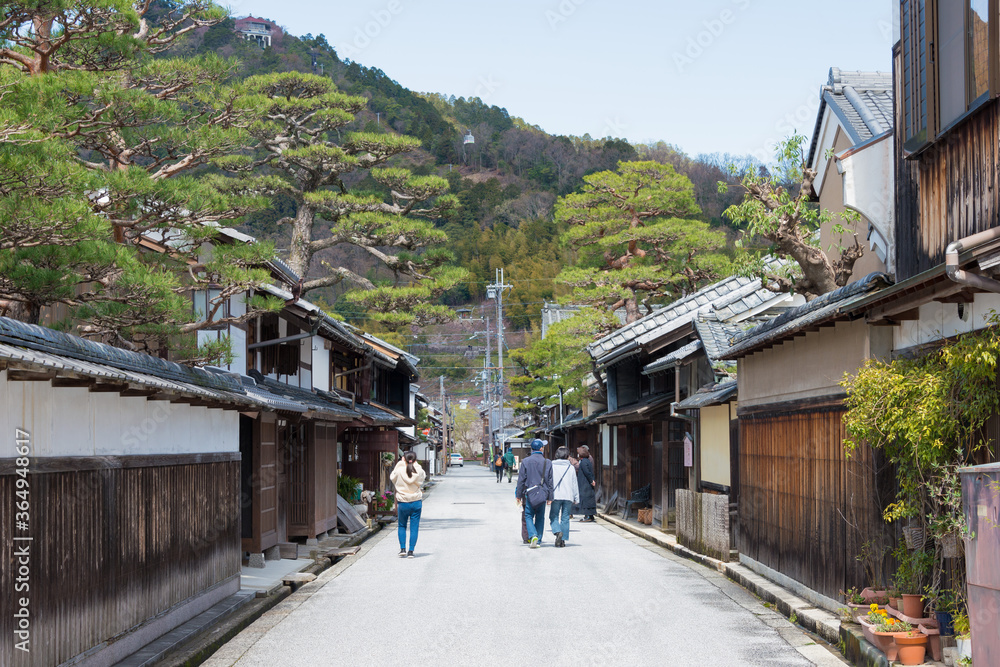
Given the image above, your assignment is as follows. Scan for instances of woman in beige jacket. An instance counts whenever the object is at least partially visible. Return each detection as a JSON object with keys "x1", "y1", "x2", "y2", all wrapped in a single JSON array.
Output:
[{"x1": 390, "y1": 452, "x2": 426, "y2": 558}]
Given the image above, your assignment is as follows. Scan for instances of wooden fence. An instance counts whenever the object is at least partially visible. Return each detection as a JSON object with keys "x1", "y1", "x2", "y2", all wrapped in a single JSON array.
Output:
[
  {"x1": 0, "y1": 456, "x2": 240, "y2": 666},
  {"x1": 739, "y1": 406, "x2": 894, "y2": 600}
]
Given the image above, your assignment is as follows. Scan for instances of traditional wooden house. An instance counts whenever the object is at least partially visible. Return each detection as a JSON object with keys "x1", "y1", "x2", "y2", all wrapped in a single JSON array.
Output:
[
  {"x1": 0, "y1": 317, "x2": 268, "y2": 665},
  {"x1": 587, "y1": 272, "x2": 799, "y2": 527},
  {"x1": 194, "y1": 231, "x2": 419, "y2": 564},
  {"x1": 717, "y1": 18, "x2": 1000, "y2": 609},
  {"x1": 806, "y1": 68, "x2": 894, "y2": 277}
]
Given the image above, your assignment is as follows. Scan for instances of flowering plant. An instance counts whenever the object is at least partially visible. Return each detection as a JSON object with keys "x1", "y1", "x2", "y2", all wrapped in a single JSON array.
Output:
[
  {"x1": 865, "y1": 606, "x2": 911, "y2": 633},
  {"x1": 374, "y1": 491, "x2": 395, "y2": 512}
]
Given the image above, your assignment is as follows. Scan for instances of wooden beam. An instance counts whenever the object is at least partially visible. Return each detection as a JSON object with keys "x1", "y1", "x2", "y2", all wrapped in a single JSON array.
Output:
[
  {"x1": 120, "y1": 388, "x2": 160, "y2": 397},
  {"x1": 7, "y1": 369, "x2": 57, "y2": 382},
  {"x1": 867, "y1": 307, "x2": 921, "y2": 326},
  {"x1": 866, "y1": 282, "x2": 966, "y2": 322},
  {"x1": 51, "y1": 377, "x2": 95, "y2": 388},
  {"x1": 90, "y1": 382, "x2": 129, "y2": 393}
]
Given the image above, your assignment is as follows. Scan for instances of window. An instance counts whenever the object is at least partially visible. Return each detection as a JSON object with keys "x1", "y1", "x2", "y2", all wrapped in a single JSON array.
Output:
[{"x1": 901, "y1": 0, "x2": 997, "y2": 153}]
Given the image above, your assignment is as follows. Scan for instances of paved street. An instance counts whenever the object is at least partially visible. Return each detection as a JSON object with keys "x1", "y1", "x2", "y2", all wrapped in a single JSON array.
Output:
[{"x1": 206, "y1": 465, "x2": 842, "y2": 667}]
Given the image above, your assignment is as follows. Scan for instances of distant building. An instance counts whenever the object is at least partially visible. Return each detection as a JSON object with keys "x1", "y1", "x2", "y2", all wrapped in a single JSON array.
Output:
[{"x1": 233, "y1": 16, "x2": 282, "y2": 48}]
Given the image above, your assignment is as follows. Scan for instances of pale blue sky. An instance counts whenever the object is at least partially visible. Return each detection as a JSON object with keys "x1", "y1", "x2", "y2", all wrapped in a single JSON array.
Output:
[{"x1": 227, "y1": 0, "x2": 895, "y2": 160}]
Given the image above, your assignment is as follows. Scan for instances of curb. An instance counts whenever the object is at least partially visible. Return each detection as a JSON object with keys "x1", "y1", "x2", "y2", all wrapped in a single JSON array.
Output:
[
  {"x1": 598, "y1": 512, "x2": 881, "y2": 666},
  {"x1": 158, "y1": 524, "x2": 383, "y2": 666}
]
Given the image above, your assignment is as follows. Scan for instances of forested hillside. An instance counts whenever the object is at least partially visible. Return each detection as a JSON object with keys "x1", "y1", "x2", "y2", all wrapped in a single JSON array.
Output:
[{"x1": 169, "y1": 18, "x2": 757, "y2": 335}]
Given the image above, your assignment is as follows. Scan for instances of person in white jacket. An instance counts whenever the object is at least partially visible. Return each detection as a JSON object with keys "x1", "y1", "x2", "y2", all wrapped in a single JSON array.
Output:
[
  {"x1": 548, "y1": 446, "x2": 580, "y2": 547},
  {"x1": 390, "y1": 452, "x2": 426, "y2": 558}
]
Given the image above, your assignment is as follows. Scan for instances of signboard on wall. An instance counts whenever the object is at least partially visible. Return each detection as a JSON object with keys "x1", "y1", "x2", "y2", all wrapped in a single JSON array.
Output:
[{"x1": 683, "y1": 433, "x2": 693, "y2": 468}]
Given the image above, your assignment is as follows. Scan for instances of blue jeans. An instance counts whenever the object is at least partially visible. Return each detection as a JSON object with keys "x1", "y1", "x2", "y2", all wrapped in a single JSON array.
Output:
[
  {"x1": 524, "y1": 501, "x2": 546, "y2": 542},
  {"x1": 550, "y1": 499, "x2": 572, "y2": 539},
  {"x1": 398, "y1": 500, "x2": 422, "y2": 551}
]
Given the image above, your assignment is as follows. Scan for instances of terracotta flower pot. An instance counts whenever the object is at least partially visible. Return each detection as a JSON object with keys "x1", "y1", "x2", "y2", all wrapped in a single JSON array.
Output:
[
  {"x1": 894, "y1": 632, "x2": 928, "y2": 666},
  {"x1": 861, "y1": 587, "x2": 887, "y2": 602},
  {"x1": 901, "y1": 593, "x2": 925, "y2": 619},
  {"x1": 872, "y1": 631, "x2": 900, "y2": 661}
]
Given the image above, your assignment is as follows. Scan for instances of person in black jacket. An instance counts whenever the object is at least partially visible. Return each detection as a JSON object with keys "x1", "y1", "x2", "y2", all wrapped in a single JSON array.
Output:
[
  {"x1": 575, "y1": 445, "x2": 597, "y2": 522},
  {"x1": 515, "y1": 439, "x2": 553, "y2": 548}
]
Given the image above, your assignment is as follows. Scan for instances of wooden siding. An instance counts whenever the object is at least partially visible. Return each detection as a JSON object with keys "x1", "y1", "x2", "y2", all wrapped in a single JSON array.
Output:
[
  {"x1": 740, "y1": 407, "x2": 893, "y2": 600},
  {"x1": 242, "y1": 415, "x2": 280, "y2": 554},
  {"x1": 0, "y1": 459, "x2": 239, "y2": 666},
  {"x1": 895, "y1": 38, "x2": 1000, "y2": 281},
  {"x1": 342, "y1": 428, "x2": 398, "y2": 496}
]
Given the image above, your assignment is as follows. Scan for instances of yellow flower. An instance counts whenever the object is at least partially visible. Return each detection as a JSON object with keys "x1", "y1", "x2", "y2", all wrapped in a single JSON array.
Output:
[{"x1": 870, "y1": 603, "x2": 879, "y2": 611}]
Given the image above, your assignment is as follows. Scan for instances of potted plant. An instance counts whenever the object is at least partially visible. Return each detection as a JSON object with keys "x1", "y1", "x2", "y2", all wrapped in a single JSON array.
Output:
[
  {"x1": 840, "y1": 587, "x2": 869, "y2": 622},
  {"x1": 893, "y1": 629, "x2": 929, "y2": 666},
  {"x1": 895, "y1": 545, "x2": 933, "y2": 619},
  {"x1": 868, "y1": 609, "x2": 910, "y2": 662},
  {"x1": 887, "y1": 587, "x2": 900, "y2": 610},
  {"x1": 953, "y1": 610, "x2": 972, "y2": 660},
  {"x1": 925, "y1": 587, "x2": 958, "y2": 635}
]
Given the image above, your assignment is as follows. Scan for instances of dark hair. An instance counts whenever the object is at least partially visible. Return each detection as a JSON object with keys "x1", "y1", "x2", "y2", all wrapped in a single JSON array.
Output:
[
  {"x1": 555, "y1": 446, "x2": 569, "y2": 460},
  {"x1": 577, "y1": 445, "x2": 591, "y2": 459},
  {"x1": 404, "y1": 451, "x2": 417, "y2": 477}
]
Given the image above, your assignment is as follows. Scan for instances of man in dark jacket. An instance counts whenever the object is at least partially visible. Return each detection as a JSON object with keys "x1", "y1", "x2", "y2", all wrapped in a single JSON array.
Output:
[{"x1": 515, "y1": 439, "x2": 553, "y2": 548}]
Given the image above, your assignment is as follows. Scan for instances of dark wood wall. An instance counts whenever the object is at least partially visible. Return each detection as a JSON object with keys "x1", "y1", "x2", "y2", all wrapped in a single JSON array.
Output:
[
  {"x1": 740, "y1": 407, "x2": 891, "y2": 600},
  {"x1": 343, "y1": 428, "x2": 398, "y2": 495},
  {"x1": 0, "y1": 456, "x2": 240, "y2": 666},
  {"x1": 895, "y1": 40, "x2": 1000, "y2": 281}
]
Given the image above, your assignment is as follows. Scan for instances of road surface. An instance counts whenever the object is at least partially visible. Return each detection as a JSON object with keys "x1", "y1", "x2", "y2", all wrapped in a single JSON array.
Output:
[{"x1": 206, "y1": 464, "x2": 844, "y2": 667}]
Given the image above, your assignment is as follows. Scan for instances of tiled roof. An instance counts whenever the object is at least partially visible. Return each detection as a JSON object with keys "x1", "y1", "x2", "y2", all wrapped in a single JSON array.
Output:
[
  {"x1": 808, "y1": 67, "x2": 893, "y2": 166},
  {"x1": 642, "y1": 340, "x2": 703, "y2": 376},
  {"x1": 719, "y1": 272, "x2": 892, "y2": 360},
  {"x1": 247, "y1": 370, "x2": 360, "y2": 421},
  {"x1": 588, "y1": 265, "x2": 791, "y2": 364},
  {"x1": 600, "y1": 393, "x2": 675, "y2": 424},
  {"x1": 0, "y1": 317, "x2": 246, "y2": 396},
  {"x1": 353, "y1": 402, "x2": 401, "y2": 426},
  {"x1": 694, "y1": 316, "x2": 759, "y2": 363},
  {"x1": 674, "y1": 380, "x2": 738, "y2": 410}
]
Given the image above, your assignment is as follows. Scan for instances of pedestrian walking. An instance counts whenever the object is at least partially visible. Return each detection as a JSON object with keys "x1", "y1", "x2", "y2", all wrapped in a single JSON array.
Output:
[
  {"x1": 390, "y1": 451, "x2": 426, "y2": 558},
  {"x1": 502, "y1": 447, "x2": 515, "y2": 483},
  {"x1": 576, "y1": 445, "x2": 597, "y2": 522},
  {"x1": 549, "y1": 446, "x2": 580, "y2": 547},
  {"x1": 515, "y1": 439, "x2": 553, "y2": 548},
  {"x1": 494, "y1": 451, "x2": 505, "y2": 483}
]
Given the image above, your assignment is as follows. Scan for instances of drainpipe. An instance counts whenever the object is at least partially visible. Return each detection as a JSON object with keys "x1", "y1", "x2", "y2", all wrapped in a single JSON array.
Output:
[{"x1": 945, "y1": 228, "x2": 1000, "y2": 294}]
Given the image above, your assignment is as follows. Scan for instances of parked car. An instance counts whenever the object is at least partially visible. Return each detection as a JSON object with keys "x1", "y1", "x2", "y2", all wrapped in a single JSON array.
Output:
[{"x1": 449, "y1": 453, "x2": 464, "y2": 467}]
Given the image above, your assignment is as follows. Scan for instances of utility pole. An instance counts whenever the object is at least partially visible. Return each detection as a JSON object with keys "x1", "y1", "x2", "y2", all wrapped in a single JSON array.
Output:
[
  {"x1": 440, "y1": 375, "x2": 447, "y2": 473},
  {"x1": 487, "y1": 268, "x2": 512, "y2": 456}
]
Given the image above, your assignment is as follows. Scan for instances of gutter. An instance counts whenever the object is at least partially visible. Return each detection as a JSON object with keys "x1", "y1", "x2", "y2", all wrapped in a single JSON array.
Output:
[{"x1": 945, "y1": 228, "x2": 1000, "y2": 294}]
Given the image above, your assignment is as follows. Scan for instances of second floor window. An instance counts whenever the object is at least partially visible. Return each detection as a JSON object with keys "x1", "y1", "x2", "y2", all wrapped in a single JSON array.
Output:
[{"x1": 901, "y1": 0, "x2": 996, "y2": 153}]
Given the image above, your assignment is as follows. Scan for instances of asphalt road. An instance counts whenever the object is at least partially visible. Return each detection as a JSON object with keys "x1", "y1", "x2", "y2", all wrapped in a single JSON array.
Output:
[{"x1": 208, "y1": 464, "x2": 841, "y2": 667}]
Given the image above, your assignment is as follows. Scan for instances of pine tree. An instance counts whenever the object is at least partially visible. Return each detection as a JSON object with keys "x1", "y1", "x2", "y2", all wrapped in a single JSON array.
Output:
[
  {"x1": 0, "y1": 1, "x2": 282, "y2": 356},
  {"x1": 228, "y1": 71, "x2": 468, "y2": 329},
  {"x1": 555, "y1": 160, "x2": 729, "y2": 323}
]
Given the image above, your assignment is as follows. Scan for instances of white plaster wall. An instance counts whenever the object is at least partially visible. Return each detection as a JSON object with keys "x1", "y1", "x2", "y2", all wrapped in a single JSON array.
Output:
[
  {"x1": 895, "y1": 293, "x2": 1000, "y2": 350},
  {"x1": 738, "y1": 319, "x2": 893, "y2": 408},
  {"x1": 839, "y1": 137, "x2": 895, "y2": 274},
  {"x1": 0, "y1": 372, "x2": 238, "y2": 457},
  {"x1": 228, "y1": 295, "x2": 247, "y2": 376},
  {"x1": 311, "y1": 339, "x2": 329, "y2": 392},
  {"x1": 700, "y1": 404, "x2": 731, "y2": 487}
]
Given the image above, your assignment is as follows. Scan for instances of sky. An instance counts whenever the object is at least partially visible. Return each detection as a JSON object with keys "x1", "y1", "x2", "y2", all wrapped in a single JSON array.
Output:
[{"x1": 226, "y1": 0, "x2": 895, "y2": 161}]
